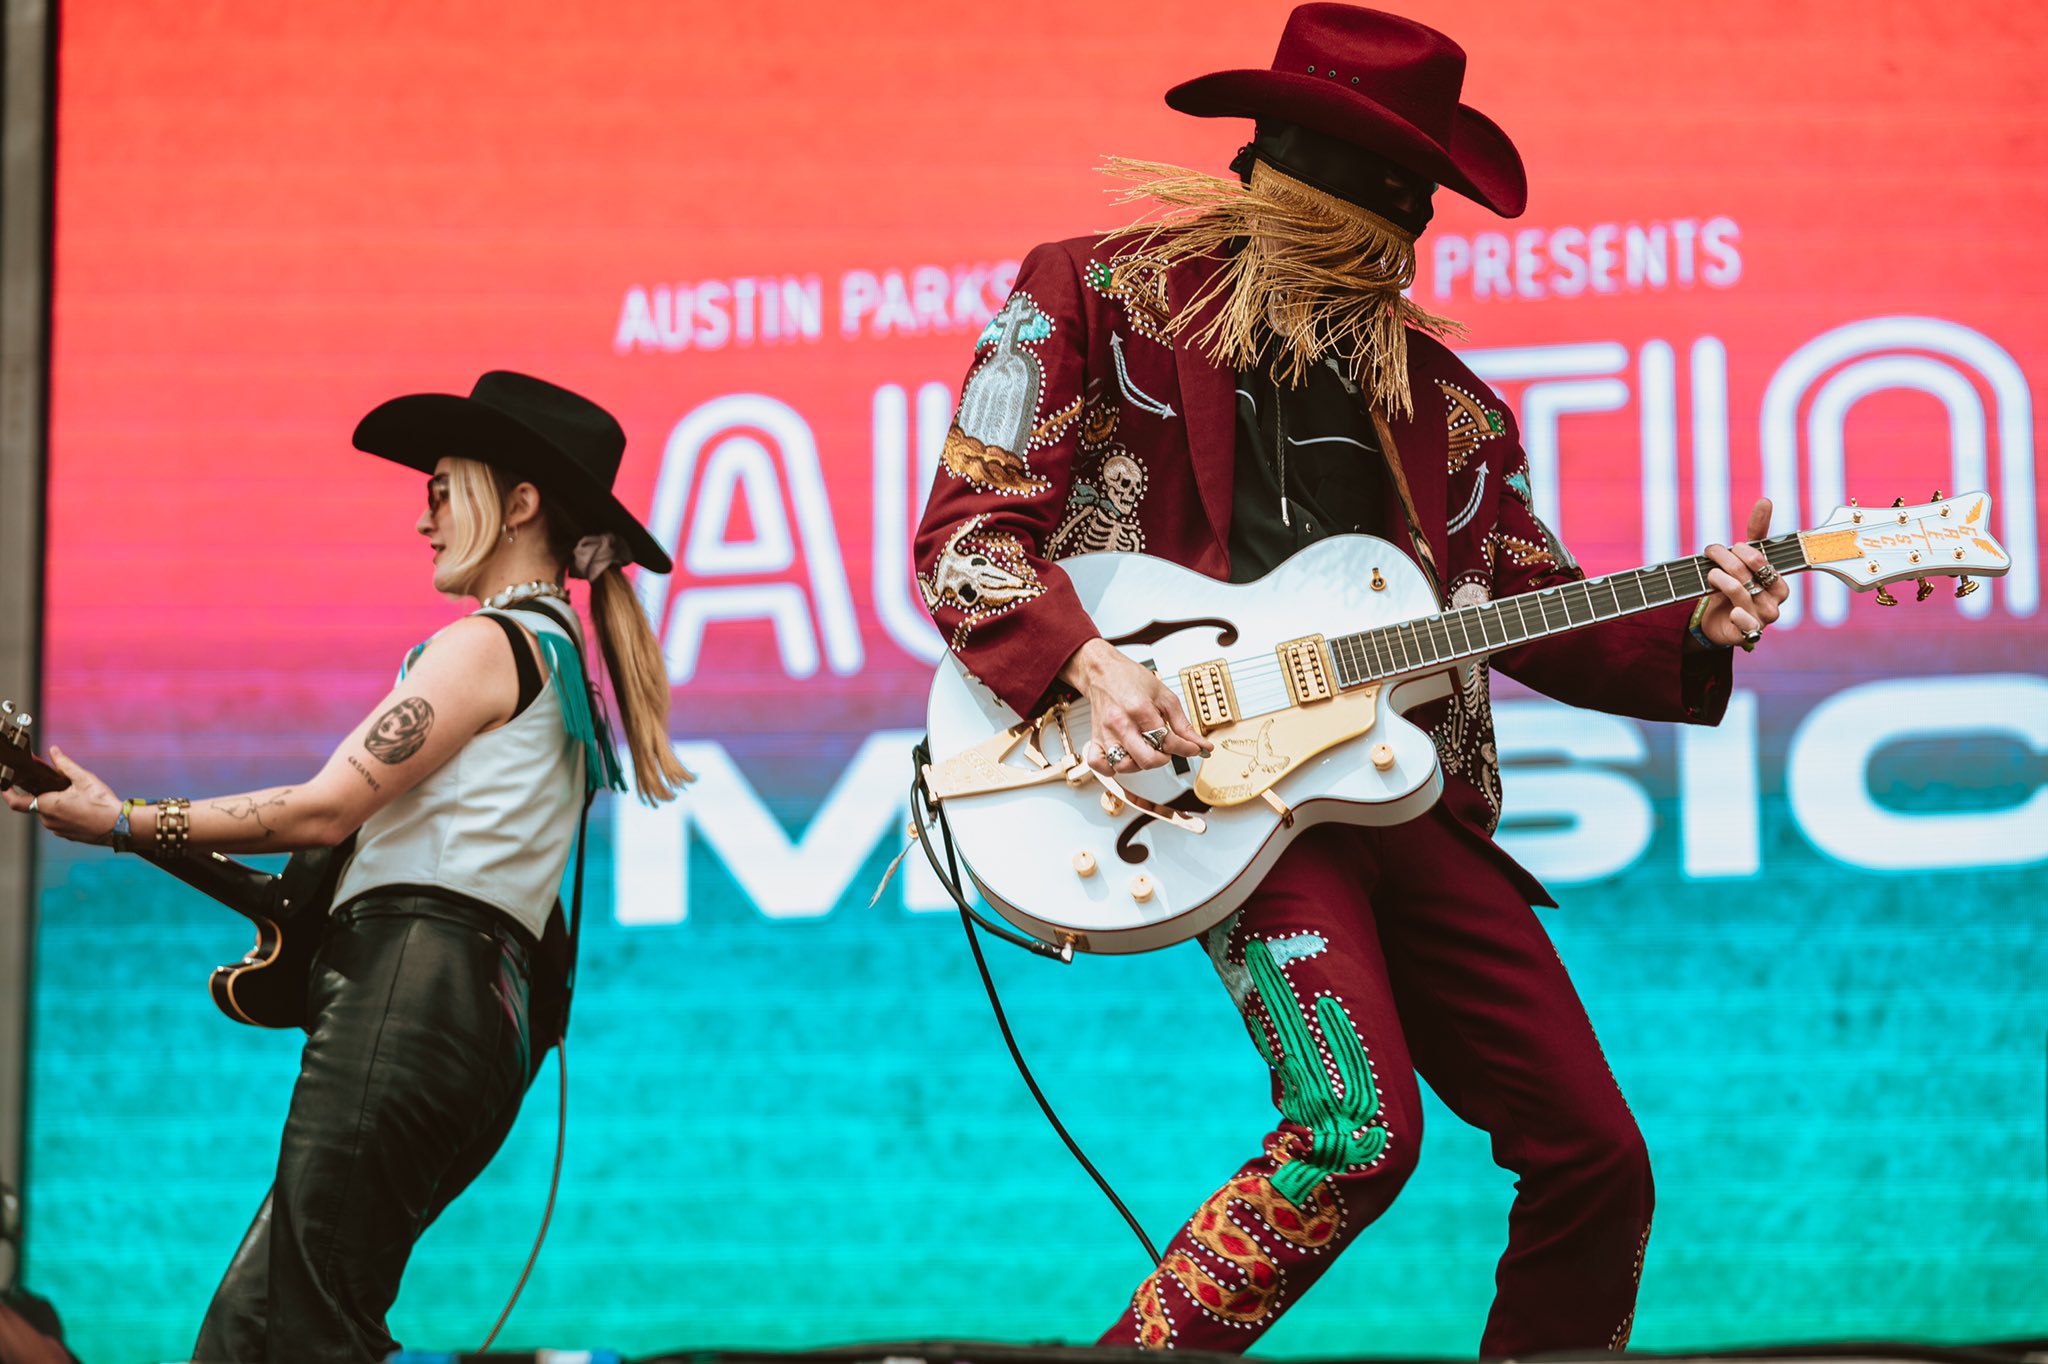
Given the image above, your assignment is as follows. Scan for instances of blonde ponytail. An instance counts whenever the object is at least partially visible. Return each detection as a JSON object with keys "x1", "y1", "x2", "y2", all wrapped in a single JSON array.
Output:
[{"x1": 589, "y1": 565, "x2": 692, "y2": 803}]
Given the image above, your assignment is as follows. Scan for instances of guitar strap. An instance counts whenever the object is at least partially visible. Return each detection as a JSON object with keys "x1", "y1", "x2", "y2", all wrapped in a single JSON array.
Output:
[
  {"x1": 500, "y1": 598, "x2": 607, "y2": 1047},
  {"x1": 1368, "y1": 407, "x2": 1449, "y2": 607}
]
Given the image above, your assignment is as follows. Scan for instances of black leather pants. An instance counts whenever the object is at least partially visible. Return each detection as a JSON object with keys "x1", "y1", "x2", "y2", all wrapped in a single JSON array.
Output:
[{"x1": 192, "y1": 891, "x2": 533, "y2": 1364}]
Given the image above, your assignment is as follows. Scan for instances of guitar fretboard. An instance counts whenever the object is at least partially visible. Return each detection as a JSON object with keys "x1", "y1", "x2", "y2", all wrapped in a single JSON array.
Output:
[{"x1": 1329, "y1": 533, "x2": 1809, "y2": 687}]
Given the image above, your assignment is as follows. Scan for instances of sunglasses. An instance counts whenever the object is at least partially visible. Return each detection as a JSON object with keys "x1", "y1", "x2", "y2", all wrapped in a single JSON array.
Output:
[{"x1": 425, "y1": 476, "x2": 450, "y2": 514}]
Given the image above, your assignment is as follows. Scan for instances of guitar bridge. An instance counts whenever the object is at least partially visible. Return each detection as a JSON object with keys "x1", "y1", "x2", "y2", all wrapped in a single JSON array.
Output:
[
  {"x1": 1277, "y1": 635, "x2": 1334, "y2": 705},
  {"x1": 1179, "y1": 661, "x2": 1238, "y2": 735}
]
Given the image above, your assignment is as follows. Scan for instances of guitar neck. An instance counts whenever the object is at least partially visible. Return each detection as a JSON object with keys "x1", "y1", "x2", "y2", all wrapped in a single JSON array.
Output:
[
  {"x1": 1329, "y1": 532, "x2": 1809, "y2": 687},
  {"x1": 0, "y1": 717, "x2": 284, "y2": 923},
  {"x1": 131, "y1": 846, "x2": 282, "y2": 924}
]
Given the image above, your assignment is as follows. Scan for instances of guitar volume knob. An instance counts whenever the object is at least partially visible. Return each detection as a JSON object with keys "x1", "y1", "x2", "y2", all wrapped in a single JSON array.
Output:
[
  {"x1": 1370, "y1": 743, "x2": 1396, "y2": 772},
  {"x1": 1072, "y1": 851, "x2": 1097, "y2": 878},
  {"x1": 1129, "y1": 874, "x2": 1155, "y2": 903}
]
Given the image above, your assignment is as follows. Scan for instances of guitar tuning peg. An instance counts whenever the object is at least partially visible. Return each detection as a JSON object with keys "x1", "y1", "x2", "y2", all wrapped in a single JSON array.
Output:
[
  {"x1": 1891, "y1": 496, "x2": 1905, "y2": 508},
  {"x1": 1931, "y1": 489, "x2": 1945, "y2": 502},
  {"x1": 1848, "y1": 496, "x2": 1859, "y2": 507},
  {"x1": 1875, "y1": 584, "x2": 1898, "y2": 607},
  {"x1": 1955, "y1": 576, "x2": 1979, "y2": 599},
  {"x1": 1915, "y1": 578, "x2": 1936, "y2": 602}
]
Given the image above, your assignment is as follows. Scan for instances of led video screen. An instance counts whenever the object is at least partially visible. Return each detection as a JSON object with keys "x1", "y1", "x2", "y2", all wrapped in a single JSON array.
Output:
[{"x1": 29, "y1": 2, "x2": 2047, "y2": 1358}]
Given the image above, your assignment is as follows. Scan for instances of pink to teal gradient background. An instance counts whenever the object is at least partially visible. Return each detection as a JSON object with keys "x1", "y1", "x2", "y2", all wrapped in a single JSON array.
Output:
[{"x1": 28, "y1": 2, "x2": 2048, "y2": 1359}]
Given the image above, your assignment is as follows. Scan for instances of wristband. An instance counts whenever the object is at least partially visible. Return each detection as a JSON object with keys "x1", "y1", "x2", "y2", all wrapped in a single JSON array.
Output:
[
  {"x1": 1686, "y1": 595, "x2": 1728, "y2": 651},
  {"x1": 108, "y1": 797, "x2": 141, "y2": 853}
]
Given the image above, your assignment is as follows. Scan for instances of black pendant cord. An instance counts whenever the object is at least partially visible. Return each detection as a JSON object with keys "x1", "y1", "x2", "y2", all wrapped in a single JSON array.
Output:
[{"x1": 908, "y1": 741, "x2": 1163, "y2": 1267}]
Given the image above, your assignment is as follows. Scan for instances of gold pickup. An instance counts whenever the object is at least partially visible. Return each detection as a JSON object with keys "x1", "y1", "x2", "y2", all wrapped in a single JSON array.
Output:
[
  {"x1": 1277, "y1": 635, "x2": 1334, "y2": 705},
  {"x1": 1179, "y1": 660, "x2": 1237, "y2": 734}
]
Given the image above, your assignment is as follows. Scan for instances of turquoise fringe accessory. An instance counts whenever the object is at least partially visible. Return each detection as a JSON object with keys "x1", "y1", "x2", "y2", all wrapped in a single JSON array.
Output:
[
  {"x1": 535, "y1": 632, "x2": 626, "y2": 794},
  {"x1": 396, "y1": 628, "x2": 625, "y2": 794}
]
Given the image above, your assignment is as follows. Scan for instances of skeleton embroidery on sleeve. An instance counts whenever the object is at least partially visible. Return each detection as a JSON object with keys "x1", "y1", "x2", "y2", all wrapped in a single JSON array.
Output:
[
  {"x1": 919, "y1": 514, "x2": 1047, "y2": 649},
  {"x1": 1048, "y1": 448, "x2": 1148, "y2": 557}
]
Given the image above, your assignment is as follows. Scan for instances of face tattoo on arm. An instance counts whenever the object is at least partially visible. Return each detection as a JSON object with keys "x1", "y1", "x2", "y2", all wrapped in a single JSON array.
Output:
[{"x1": 365, "y1": 697, "x2": 435, "y2": 764}]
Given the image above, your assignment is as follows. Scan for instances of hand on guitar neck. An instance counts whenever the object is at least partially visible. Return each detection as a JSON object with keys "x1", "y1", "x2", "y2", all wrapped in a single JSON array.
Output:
[
  {"x1": 0, "y1": 701, "x2": 349, "y2": 1029},
  {"x1": 1691, "y1": 497, "x2": 1791, "y2": 649},
  {"x1": 0, "y1": 743, "x2": 120, "y2": 843}
]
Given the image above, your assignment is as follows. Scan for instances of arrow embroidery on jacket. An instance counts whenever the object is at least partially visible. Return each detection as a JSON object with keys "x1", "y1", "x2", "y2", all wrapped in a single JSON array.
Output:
[
  {"x1": 1110, "y1": 332, "x2": 1176, "y2": 419},
  {"x1": 1447, "y1": 462, "x2": 1489, "y2": 535}
]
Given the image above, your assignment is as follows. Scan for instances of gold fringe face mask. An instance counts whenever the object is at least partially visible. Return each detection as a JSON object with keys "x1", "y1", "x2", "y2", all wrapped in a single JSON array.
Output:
[{"x1": 1101, "y1": 157, "x2": 1462, "y2": 421}]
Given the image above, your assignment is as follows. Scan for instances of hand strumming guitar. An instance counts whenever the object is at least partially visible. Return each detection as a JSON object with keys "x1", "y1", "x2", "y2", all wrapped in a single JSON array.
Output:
[{"x1": 1060, "y1": 637, "x2": 1212, "y2": 776}]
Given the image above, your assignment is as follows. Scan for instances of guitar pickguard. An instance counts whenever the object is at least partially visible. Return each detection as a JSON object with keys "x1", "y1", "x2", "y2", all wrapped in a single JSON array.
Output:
[{"x1": 1194, "y1": 685, "x2": 1382, "y2": 807}]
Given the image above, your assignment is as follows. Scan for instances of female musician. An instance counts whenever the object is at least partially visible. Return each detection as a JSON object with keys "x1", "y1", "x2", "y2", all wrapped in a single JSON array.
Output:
[{"x1": 5, "y1": 371, "x2": 689, "y2": 1362}]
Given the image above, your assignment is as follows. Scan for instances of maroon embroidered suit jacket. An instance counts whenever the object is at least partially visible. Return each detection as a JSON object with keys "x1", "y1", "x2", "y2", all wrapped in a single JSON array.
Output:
[{"x1": 914, "y1": 234, "x2": 1732, "y2": 904}]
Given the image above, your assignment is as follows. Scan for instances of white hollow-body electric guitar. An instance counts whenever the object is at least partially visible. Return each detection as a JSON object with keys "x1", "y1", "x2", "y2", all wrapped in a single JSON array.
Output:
[{"x1": 923, "y1": 493, "x2": 2012, "y2": 954}]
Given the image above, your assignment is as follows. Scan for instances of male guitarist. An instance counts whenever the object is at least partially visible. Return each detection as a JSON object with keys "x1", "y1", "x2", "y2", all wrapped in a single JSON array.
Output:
[{"x1": 913, "y1": 4, "x2": 1790, "y2": 1354}]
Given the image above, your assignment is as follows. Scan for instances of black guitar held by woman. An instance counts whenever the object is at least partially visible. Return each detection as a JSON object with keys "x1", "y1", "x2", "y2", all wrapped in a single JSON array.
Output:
[{"x1": 0, "y1": 699, "x2": 346, "y2": 1028}]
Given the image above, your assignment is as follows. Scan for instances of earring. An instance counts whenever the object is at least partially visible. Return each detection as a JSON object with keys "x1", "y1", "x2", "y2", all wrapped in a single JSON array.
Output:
[{"x1": 503, "y1": 525, "x2": 516, "y2": 542}]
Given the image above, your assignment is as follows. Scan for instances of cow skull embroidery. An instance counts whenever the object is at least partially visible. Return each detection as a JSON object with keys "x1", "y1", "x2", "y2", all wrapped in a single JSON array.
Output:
[{"x1": 919, "y1": 514, "x2": 1045, "y2": 647}]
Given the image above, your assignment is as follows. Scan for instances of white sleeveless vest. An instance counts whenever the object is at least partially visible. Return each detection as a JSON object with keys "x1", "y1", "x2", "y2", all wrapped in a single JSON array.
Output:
[{"x1": 334, "y1": 603, "x2": 589, "y2": 940}]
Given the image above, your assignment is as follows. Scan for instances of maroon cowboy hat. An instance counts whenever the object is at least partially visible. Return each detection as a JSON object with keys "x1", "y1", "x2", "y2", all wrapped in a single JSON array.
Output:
[{"x1": 1166, "y1": 3, "x2": 1527, "y2": 218}]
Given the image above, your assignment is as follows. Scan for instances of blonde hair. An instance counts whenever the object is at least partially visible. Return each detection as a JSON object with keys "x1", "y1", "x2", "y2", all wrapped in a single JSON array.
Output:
[
  {"x1": 1100, "y1": 157, "x2": 1462, "y2": 420},
  {"x1": 440, "y1": 456, "x2": 691, "y2": 803}
]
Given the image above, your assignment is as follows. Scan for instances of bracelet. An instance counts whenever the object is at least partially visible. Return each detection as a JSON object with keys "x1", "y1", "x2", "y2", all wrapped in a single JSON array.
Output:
[
  {"x1": 154, "y1": 797, "x2": 192, "y2": 853},
  {"x1": 1686, "y1": 595, "x2": 1728, "y2": 651},
  {"x1": 107, "y1": 797, "x2": 142, "y2": 853}
]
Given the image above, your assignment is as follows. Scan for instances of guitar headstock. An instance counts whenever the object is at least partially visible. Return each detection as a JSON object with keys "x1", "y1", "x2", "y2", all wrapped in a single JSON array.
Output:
[
  {"x1": 1796, "y1": 491, "x2": 2012, "y2": 605},
  {"x1": 0, "y1": 700, "x2": 68, "y2": 797}
]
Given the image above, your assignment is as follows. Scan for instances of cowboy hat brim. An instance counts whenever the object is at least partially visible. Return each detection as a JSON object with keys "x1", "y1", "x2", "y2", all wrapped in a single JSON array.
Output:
[
  {"x1": 353, "y1": 393, "x2": 672, "y2": 575},
  {"x1": 1167, "y1": 69, "x2": 1527, "y2": 218}
]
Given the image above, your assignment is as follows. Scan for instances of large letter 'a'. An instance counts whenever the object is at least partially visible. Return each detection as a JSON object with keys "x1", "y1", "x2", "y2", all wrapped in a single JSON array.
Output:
[{"x1": 636, "y1": 393, "x2": 863, "y2": 683}]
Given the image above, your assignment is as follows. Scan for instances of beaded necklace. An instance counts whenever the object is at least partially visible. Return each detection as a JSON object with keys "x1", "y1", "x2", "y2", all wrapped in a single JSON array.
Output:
[{"x1": 482, "y1": 580, "x2": 570, "y2": 610}]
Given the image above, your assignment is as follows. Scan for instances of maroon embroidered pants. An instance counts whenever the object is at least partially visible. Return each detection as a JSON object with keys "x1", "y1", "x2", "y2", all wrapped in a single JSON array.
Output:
[{"x1": 1101, "y1": 809, "x2": 1652, "y2": 1356}]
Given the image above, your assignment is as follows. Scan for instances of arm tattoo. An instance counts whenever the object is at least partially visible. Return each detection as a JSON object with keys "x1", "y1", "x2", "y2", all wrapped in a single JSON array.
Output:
[
  {"x1": 345, "y1": 755, "x2": 382, "y2": 792},
  {"x1": 210, "y1": 789, "x2": 292, "y2": 840},
  {"x1": 365, "y1": 697, "x2": 434, "y2": 764}
]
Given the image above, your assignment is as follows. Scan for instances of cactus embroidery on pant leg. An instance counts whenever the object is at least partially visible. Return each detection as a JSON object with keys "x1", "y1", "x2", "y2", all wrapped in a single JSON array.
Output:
[{"x1": 1243, "y1": 934, "x2": 1390, "y2": 1205}]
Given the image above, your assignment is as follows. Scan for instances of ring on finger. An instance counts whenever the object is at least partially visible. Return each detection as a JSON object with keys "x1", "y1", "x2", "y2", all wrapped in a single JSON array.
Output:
[
  {"x1": 1140, "y1": 727, "x2": 1170, "y2": 752},
  {"x1": 1740, "y1": 626, "x2": 1763, "y2": 651},
  {"x1": 1753, "y1": 563, "x2": 1781, "y2": 588},
  {"x1": 27, "y1": 797, "x2": 38, "y2": 813},
  {"x1": 1743, "y1": 578, "x2": 1766, "y2": 597},
  {"x1": 1104, "y1": 743, "x2": 1130, "y2": 767}
]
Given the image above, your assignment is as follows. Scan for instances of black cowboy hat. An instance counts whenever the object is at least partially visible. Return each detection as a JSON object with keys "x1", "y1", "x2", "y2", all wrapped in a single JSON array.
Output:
[
  {"x1": 1167, "y1": 3, "x2": 1527, "y2": 218},
  {"x1": 353, "y1": 370, "x2": 671, "y2": 575}
]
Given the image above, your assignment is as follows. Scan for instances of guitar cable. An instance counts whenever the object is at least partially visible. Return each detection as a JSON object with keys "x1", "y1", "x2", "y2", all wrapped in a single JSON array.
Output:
[
  {"x1": 907, "y1": 740, "x2": 1163, "y2": 1266},
  {"x1": 477, "y1": 1029, "x2": 568, "y2": 1351}
]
